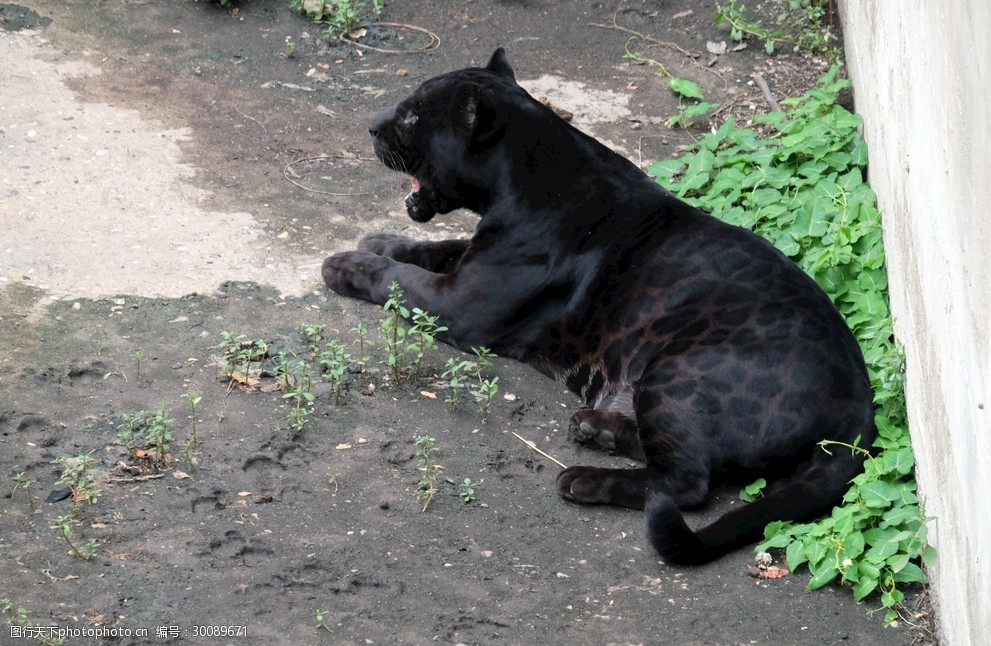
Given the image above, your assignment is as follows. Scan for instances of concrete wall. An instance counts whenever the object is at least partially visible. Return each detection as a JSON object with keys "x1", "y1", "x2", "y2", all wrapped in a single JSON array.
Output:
[{"x1": 839, "y1": 1, "x2": 990, "y2": 644}]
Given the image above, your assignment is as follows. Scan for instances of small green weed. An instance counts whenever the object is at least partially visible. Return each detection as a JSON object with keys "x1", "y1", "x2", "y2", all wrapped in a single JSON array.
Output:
[
  {"x1": 458, "y1": 478, "x2": 477, "y2": 504},
  {"x1": 318, "y1": 339, "x2": 350, "y2": 403},
  {"x1": 301, "y1": 323, "x2": 326, "y2": 356},
  {"x1": 2, "y1": 597, "x2": 66, "y2": 645},
  {"x1": 624, "y1": 41, "x2": 718, "y2": 129},
  {"x1": 408, "y1": 307, "x2": 447, "y2": 378},
  {"x1": 51, "y1": 514, "x2": 99, "y2": 560},
  {"x1": 290, "y1": 0, "x2": 386, "y2": 40},
  {"x1": 8, "y1": 472, "x2": 36, "y2": 510},
  {"x1": 51, "y1": 454, "x2": 101, "y2": 560},
  {"x1": 54, "y1": 453, "x2": 101, "y2": 511},
  {"x1": 314, "y1": 608, "x2": 330, "y2": 631},
  {"x1": 117, "y1": 406, "x2": 174, "y2": 467},
  {"x1": 350, "y1": 322, "x2": 373, "y2": 374},
  {"x1": 145, "y1": 406, "x2": 173, "y2": 465},
  {"x1": 278, "y1": 353, "x2": 316, "y2": 434},
  {"x1": 648, "y1": 67, "x2": 927, "y2": 624},
  {"x1": 714, "y1": 0, "x2": 838, "y2": 60},
  {"x1": 116, "y1": 409, "x2": 150, "y2": 452},
  {"x1": 441, "y1": 346, "x2": 499, "y2": 414},
  {"x1": 472, "y1": 347, "x2": 499, "y2": 415},
  {"x1": 441, "y1": 357, "x2": 469, "y2": 407},
  {"x1": 739, "y1": 478, "x2": 767, "y2": 502},
  {"x1": 181, "y1": 392, "x2": 203, "y2": 471},
  {"x1": 217, "y1": 331, "x2": 268, "y2": 384},
  {"x1": 381, "y1": 282, "x2": 447, "y2": 381},
  {"x1": 413, "y1": 435, "x2": 442, "y2": 512},
  {"x1": 132, "y1": 349, "x2": 145, "y2": 377},
  {"x1": 381, "y1": 281, "x2": 411, "y2": 380}
]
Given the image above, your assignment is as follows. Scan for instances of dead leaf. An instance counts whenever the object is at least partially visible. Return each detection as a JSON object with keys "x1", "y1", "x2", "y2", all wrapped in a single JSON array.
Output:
[
  {"x1": 760, "y1": 566, "x2": 790, "y2": 579},
  {"x1": 420, "y1": 390, "x2": 437, "y2": 399},
  {"x1": 336, "y1": 443, "x2": 353, "y2": 450},
  {"x1": 315, "y1": 104, "x2": 337, "y2": 118},
  {"x1": 396, "y1": 68, "x2": 408, "y2": 77},
  {"x1": 238, "y1": 491, "x2": 252, "y2": 497},
  {"x1": 538, "y1": 96, "x2": 574, "y2": 122},
  {"x1": 747, "y1": 564, "x2": 791, "y2": 579},
  {"x1": 348, "y1": 27, "x2": 367, "y2": 39},
  {"x1": 169, "y1": 28, "x2": 181, "y2": 34},
  {"x1": 83, "y1": 609, "x2": 104, "y2": 625},
  {"x1": 229, "y1": 370, "x2": 260, "y2": 387},
  {"x1": 172, "y1": 470, "x2": 190, "y2": 480},
  {"x1": 706, "y1": 41, "x2": 728, "y2": 55},
  {"x1": 133, "y1": 448, "x2": 149, "y2": 459}
]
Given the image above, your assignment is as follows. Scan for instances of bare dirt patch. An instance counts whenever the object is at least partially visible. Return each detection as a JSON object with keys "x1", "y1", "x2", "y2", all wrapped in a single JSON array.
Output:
[{"x1": 1, "y1": 1, "x2": 926, "y2": 644}]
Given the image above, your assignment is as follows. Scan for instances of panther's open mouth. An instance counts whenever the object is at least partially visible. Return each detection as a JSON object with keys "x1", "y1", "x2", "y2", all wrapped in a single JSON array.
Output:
[
  {"x1": 405, "y1": 176, "x2": 421, "y2": 198},
  {"x1": 403, "y1": 176, "x2": 421, "y2": 211},
  {"x1": 403, "y1": 176, "x2": 437, "y2": 223}
]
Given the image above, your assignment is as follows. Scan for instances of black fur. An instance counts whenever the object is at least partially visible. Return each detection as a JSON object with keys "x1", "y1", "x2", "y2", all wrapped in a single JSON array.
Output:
[{"x1": 323, "y1": 49, "x2": 876, "y2": 565}]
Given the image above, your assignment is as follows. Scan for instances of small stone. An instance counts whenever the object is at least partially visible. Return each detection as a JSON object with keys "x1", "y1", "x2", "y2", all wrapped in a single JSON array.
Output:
[{"x1": 379, "y1": 500, "x2": 389, "y2": 509}]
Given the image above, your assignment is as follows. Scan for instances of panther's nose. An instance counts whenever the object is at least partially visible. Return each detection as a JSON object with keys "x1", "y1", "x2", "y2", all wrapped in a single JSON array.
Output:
[{"x1": 369, "y1": 106, "x2": 396, "y2": 138}]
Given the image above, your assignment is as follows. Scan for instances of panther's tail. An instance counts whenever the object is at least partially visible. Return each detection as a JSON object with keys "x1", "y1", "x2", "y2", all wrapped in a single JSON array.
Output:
[{"x1": 646, "y1": 459, "x2": 857, "y2": 565}]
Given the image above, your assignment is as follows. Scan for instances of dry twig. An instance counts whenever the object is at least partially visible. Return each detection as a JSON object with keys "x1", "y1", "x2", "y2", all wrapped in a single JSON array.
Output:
[
  {"x1": 590, "y1": 11, "x2": 726, "y2": 84},
  {"x1": 512, "y1": 432, "x2": 568, "y2": 469},
  {"x1": 341, "y1": 22, "x2": 441, "y2": 54},
  {"x1": 283, "y1": 156, "x2": 371, "y2": 196},
  {"x1": 751, "y1": 73, "x2": 783, "y2": 112}
]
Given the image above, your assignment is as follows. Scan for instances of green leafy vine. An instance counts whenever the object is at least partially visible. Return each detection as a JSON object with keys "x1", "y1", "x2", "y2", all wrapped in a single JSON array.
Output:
[{"x1": 648, "y1": 67, "x2": 931, "y2": 625}]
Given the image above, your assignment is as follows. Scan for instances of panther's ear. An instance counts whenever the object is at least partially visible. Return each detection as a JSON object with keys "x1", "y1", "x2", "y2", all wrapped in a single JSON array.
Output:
[
  {"x1": 485, "y1": 48, "x2": 515, "y2": 81},
  {"x1": 459, "y1": 85, "x2": 503, "y2": 148}
]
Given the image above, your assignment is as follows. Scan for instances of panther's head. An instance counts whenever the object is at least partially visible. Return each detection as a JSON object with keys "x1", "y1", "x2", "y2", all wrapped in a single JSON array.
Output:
[{"x1": 368, "y1": 48, "x2": 521, "y2": 222}]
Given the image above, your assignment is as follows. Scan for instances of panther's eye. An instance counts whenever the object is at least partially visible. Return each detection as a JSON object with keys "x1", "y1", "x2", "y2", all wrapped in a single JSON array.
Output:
[{"x1": 403, "y1": 112, "x2": 418, "y2": 127}]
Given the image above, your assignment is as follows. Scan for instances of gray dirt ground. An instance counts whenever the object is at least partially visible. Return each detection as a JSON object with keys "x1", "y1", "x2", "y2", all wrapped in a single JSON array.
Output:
[{"x1": 1, "y1": 1, "x2": 928, "y2": 645}]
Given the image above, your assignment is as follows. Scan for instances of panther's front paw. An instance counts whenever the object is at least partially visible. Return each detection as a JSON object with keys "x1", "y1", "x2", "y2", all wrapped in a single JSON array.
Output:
[
  {"x1": 321, "y1": 251, "x2": 391, "y2": 302},
  {"x1": 357, "y1": 233, "x2": 413, "y2": 257},
  {"x1": 556, "y1": 466, "x2": 616, "y2": 504},
  {"x1": 557, "y1": 466, "x2": 649, "y2": 509}
]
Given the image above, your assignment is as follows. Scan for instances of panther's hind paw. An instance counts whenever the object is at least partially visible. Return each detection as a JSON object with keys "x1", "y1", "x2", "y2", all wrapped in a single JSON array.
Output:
[{"x1": 567, "y1": 411, "x2": 618, "y2": 450}]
